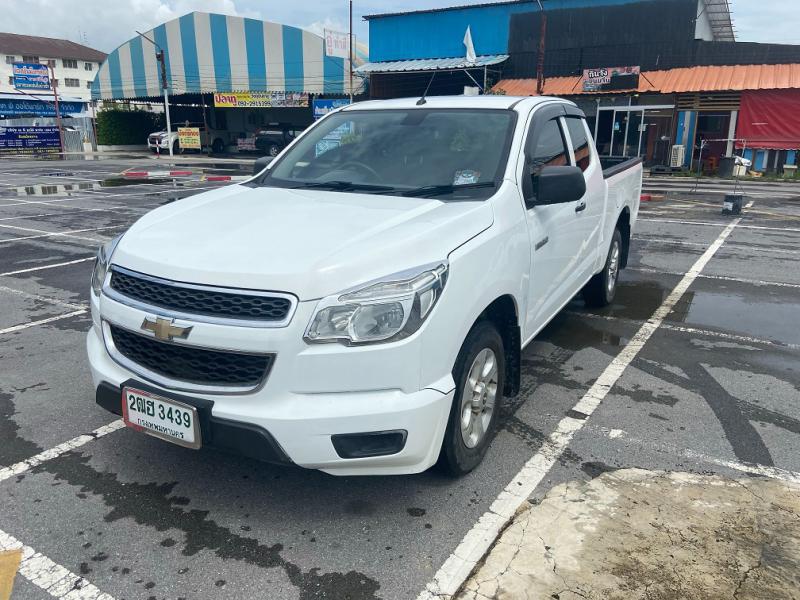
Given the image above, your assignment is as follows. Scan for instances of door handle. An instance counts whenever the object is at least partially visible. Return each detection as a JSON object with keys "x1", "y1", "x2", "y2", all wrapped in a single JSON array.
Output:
[{"x1": 575, "y1": 201, "x2": 587, "y2": 213}]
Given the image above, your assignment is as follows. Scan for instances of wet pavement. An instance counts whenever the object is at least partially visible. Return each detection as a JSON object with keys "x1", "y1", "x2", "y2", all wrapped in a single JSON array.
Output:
[{"x1": 0, "y1": 159, "x2": 799, "y2": 599}]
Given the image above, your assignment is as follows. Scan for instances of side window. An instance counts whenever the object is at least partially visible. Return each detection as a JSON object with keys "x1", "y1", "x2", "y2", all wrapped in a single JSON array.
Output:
[
  {"x1": 565, "y1": 117, "x2": 591, "y2": 172},
  {"x1": 527, "y1": 118, "x2": 569, "y2": 179}
]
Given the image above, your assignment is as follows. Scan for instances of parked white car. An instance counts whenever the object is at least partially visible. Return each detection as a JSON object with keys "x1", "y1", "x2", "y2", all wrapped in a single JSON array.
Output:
[
  {"x1": 88, "y1": 95, "x2": 641, "y2": 476},
  {"x1": 147, "y1": 124, "x2": 227, "y2": 154}
]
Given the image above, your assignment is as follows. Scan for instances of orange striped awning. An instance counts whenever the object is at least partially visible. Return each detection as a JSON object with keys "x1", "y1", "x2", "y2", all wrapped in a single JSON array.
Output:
[{"x1": 493, "y1": 64, "x2": 800, "y2": 96}]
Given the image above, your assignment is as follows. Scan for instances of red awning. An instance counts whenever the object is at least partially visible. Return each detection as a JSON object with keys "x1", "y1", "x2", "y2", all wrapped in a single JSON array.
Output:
[{"x1": 736, "y1": 89, "x2": 800, "y2": 150}]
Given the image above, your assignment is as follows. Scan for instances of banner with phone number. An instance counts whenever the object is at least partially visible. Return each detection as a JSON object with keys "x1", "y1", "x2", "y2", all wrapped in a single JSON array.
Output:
[{"x1": 0, "y1": 126, "x2": 60, "y2": 155}]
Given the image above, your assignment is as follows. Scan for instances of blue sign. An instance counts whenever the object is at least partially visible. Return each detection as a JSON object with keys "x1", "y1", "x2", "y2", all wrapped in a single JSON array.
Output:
[
  {"x1": 313, "y1": 98, "x2": 351, "y2": 120},
  {"x1": 0, "y1": 98, "x2": 84, "y2": 117},
  {"x1": 12, "y1": 63, "x2": 51, "y2": 90},
  {"x1": 0, "y1": 126, "x2": 61, "y2": 155}
]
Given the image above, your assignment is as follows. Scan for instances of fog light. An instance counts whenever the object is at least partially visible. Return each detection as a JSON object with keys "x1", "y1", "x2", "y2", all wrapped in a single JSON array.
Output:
[{"x1": 331, "y1": 430, "x2": 408, "y2": 459}]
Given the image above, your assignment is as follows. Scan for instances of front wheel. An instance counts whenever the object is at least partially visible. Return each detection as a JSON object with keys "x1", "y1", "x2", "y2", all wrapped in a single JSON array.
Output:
[
  {"x1": 438, "y1": 321, "x2": 505, "y2": 476},
  {"x1": 583, "y1": 228, "x2": 622, "y2": 308}
]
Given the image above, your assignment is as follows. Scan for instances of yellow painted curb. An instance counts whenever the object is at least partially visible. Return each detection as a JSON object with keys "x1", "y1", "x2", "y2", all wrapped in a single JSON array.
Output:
[{"x1": 0, "y1": 549, "x2": 22, "y2": 600}]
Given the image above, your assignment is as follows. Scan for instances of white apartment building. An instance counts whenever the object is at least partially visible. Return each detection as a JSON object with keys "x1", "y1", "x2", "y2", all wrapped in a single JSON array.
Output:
[{"x1": 0, "y1": 32, "x2": 106, "y2": 101}]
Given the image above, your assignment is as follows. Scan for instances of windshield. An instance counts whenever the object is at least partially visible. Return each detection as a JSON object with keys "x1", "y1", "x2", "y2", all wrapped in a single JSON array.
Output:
[{"x1": 257, "y1": 108, "x2": 516, "y2": 199}]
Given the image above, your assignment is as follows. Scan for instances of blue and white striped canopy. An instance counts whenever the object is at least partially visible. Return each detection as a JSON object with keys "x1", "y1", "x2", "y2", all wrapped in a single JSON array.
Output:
[{"x1": 92, "y1": 12, "x2": 357, "y2": 100}]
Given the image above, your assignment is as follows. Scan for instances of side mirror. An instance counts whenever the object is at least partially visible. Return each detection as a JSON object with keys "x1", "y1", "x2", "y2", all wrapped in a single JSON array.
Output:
[
  {"x1": 531, "y1": 165, "x2": 586, "y2": 206},
  {"x1": 253, "y1": 156, "x2": 272, "y2": 175}
]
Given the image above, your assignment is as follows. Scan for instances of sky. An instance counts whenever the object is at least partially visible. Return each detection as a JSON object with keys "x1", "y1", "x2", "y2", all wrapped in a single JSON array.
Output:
[{"x1": 0, "y1": 0, "x2": 796, "y2": 54}]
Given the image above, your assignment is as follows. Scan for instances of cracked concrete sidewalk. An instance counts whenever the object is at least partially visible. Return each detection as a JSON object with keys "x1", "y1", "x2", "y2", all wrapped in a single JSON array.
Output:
[{"x1": 458, "y1": 469, "x2": 800, "y2": 600}]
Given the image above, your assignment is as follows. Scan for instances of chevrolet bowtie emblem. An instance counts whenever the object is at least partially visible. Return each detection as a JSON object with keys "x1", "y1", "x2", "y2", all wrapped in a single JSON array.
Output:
[{"x1": 140, "y1": 316, "x2": 193, "y2": 341}]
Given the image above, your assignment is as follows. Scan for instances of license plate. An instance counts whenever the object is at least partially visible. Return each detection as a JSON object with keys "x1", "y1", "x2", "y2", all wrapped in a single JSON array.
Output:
[{"x1": 122, "y1": 387, "x2": 201, "y2": 449}]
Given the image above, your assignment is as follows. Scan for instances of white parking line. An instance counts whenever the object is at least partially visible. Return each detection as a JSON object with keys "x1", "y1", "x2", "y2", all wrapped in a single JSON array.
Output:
[
  {"x1": 0, "y1": 420, "x2": 124, "y2": 483},
  {"x1": 0, "y1": 225, "x2": 124, "y2": 245},
  {"x1": 639, "y1": 217, "x2": 799, "y2": 233},
  {"x1": 0, "y1": 529, "x2": 116, "y2": 599},
  {"x1": 629, "y1": 265, "x2": 800, "y2": 289},
  {"x1": 0, "y1": 285, "x2": 87, "y2": 311},
  {"x1": 0, "y1": 310, "x2": 87, "y2": 335},
  {"x1": 0, "y1": 257, "x2": 94, "y2": 278},
  {"x1": 0, "y1": 207, "x2": 128, "y2": 221},
  {"x1": 632, "y1": 236, "x2": 800, "y2": 256},
  {"x1": 571, "y1": 311, "x2": 800, "y2": 351},
  {"x1": 597, "y1": 427, "x2": 800, "y2": 484},
  {"x1": 417, "y1": 218, "x2": 741, "y2": 600}
]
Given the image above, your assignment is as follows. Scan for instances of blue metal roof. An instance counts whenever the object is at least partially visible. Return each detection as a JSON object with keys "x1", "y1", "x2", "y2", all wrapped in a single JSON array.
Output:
[{"x1": 356, "y1": 54, "x2": 509, "y2": 74}]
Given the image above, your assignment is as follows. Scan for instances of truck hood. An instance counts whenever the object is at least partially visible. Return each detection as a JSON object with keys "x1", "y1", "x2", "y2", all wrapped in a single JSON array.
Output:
[{"x1": 111, "y1": 183, "x2": 494, "y2": 300}]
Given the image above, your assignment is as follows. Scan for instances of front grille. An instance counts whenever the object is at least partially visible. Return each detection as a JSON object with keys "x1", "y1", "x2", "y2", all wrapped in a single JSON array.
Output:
[
  {"x1": 109, "y1": 269, "x2": 293, "y2": 323},
  {"x1": 109, "y1": 324, "x2": 272, "y2": 388}
]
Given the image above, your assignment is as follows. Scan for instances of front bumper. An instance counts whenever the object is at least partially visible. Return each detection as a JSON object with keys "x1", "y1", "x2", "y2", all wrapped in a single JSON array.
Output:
[{"x1": 87, "y1": 298, "x2": 454, "y2": 476}]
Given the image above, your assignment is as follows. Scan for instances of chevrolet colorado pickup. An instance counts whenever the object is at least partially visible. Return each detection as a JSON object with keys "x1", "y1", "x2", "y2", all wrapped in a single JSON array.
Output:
[{"x1": 88, "y1": 95, "x2": 642, "y2": 476}]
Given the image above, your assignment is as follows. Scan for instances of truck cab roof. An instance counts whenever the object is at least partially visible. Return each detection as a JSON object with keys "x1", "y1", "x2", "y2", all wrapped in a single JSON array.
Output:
[{"x1": 340, "y1": 95, "x2": 574, "y2": 113}]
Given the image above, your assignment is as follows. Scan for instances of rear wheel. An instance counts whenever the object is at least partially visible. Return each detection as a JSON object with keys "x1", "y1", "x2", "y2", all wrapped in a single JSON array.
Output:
[
  {"x1": 583, "y1": 228, "x2": 622, "y2": 307},
  {"x1": 211, "y1": 138, "x2": 224, "y2": 154},
  {"x1": 268, "y1": 143, "x2": 280, "y2": 157},
  {"x1": 438, "y1": 321, "x2": 505, "y2": 476}
]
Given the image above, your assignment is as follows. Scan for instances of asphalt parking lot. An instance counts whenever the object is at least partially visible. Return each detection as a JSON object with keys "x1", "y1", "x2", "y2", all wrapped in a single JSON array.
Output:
[{"x1": 1, "y1": 158, "x2": 799, "y2": 600}]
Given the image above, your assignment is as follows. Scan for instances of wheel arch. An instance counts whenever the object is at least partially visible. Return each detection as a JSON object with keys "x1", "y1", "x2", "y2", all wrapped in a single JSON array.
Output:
[{"x1": 475, "y1": 294, "x2": 521, "y2": 398}]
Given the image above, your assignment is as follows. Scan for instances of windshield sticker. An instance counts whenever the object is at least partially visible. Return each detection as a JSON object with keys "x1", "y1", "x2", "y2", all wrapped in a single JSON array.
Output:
[{"x1": 453, "y1": 170, "x2": 481, "y2": 185}]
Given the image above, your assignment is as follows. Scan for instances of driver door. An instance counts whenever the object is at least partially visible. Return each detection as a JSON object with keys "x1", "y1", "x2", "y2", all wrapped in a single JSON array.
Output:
[{"x1": 520, "y1": 106, "x2": 585, "y2": 337}]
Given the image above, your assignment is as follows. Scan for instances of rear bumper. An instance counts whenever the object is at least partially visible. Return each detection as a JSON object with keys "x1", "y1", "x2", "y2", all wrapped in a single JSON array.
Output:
[{"x1": 87, "y1": 326, "x2": 453, "y2": 476}]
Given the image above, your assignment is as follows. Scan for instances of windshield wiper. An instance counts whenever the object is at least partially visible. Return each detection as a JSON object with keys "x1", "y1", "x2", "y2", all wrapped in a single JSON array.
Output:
[
  {"x1": 288, "y1": 180, "x2": 395, "y2": 193},
  {"x1": 401, "y1": 181, "x2": 496, "y2": 198}
]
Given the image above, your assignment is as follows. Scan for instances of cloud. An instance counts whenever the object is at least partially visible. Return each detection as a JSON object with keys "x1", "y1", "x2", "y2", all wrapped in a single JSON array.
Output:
[{"x1": 2, "y1": 0, "x2": 256, "y2": 52}]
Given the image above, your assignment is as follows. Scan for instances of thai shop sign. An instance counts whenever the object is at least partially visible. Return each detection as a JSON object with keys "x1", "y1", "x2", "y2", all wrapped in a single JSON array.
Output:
[
  {"x1": 0, "y1": 126, "x2": 60, "y2": 155},
  {"x1": 324, "y1": 29, "x2": 350, "y2": 59},
  {"x1": 312, "y1": 98, "x2": 351, "y2": 120},
  {"x1": 0, "y1": 98, "x2": 84, "y2": 117},
  {"x1": 12, "y1": 63, "x2": 51, "y2": 90},
  {"x1": 177, "y1": 127, "x2": 201, "y2": 149},
  {"x1": 581, "y1": 66, "x2": 640, "y2": 92},
  {"x1": 213, "y1": 92, "x2": 309, "y2": 108}
]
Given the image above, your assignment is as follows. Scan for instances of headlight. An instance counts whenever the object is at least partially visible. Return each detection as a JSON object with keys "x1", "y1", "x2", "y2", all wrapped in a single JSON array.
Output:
[
  {"x1": 304, "y1": 263, "x2": 448, "y2": 345},
  {"x1": 91, "y1": 234, "x2": 123, "y2": 296}
]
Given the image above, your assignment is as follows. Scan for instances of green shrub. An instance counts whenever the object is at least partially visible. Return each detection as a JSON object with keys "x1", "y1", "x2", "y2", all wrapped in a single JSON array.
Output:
[{"x1": 96, "y1": 109, "x2": 165, "y2": 145}]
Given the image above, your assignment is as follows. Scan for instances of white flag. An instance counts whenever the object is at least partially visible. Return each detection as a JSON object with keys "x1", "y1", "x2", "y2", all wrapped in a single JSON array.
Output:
[{"x1": 463, "y1": 26, "x2": 476, "y2": 64}]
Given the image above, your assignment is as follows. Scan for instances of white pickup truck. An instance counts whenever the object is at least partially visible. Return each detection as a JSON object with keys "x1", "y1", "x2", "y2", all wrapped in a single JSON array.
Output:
[{"x1": 88, "y1": 95, "x2": 641, "y2": 476}]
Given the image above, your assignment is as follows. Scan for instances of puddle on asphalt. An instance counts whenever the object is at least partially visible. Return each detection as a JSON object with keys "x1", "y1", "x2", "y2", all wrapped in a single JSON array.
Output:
[
  {"x1": 595, "y1": 279, "x2": 680, "y2": 322},
  {"x1": 100, "y1": 177, "x2": 172, "y2": 187},
  {"x1": 14, "y1": 182, "x2": 100, "y2": 196}
]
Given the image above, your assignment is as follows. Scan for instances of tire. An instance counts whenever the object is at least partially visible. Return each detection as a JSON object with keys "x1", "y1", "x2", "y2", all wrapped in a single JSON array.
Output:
[
  {"x1": 171, "y1": 141, "x2": 182, "y2": 155},
  {"x1": 583, "y1": 228, "x2": 622, "y2": 308},
  {"x1": 438, "y1": 321, "x2": 505, "y2": 476},
  {"x1": 268, "y1": 143, "x2": 280, "y2": 157},
  {"x1": 211, "y1": 138, "x2": 224, "y2": 154}
]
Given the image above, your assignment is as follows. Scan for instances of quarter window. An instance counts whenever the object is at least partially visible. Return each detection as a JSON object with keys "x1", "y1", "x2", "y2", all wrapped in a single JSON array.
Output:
[{"x1": 564, "y1": 117, "x2": 591, "y2": 172}]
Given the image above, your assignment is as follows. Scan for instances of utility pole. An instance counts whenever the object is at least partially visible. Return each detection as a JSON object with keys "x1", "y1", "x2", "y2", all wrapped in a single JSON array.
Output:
[
  {"x1": 349, "y1": 0, "x2": 354, "y2": 102},
  {"x1": 48, "y1": 64, "x2": 65, "y2": 156},
  {"x1": 137, "y1": 30, "x2": 173, "y2": 157},
  {"x1": 535, "y1": 0, "x2": 547, "y2": 96}
]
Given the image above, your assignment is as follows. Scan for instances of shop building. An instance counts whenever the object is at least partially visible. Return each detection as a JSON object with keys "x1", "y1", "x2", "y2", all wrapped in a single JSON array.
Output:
[
  {"x1": 92, "y1": 12, "x2": 364, "y2": 152},
  {"x1": 359, "y1": 0, "x2": 800, "y2": 173},
  {"x1": 0, "y1": 33, "x2": 105, "y2": 152}
]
